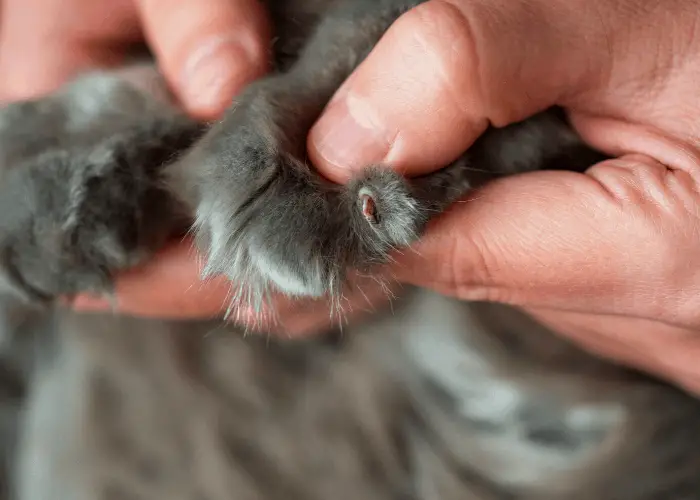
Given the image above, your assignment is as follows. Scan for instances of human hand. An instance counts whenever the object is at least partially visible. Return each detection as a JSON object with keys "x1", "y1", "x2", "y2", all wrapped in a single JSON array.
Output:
[
  {"x1": 73, "y1": 240, "x2": 394, "y2": 336},
  {"x1": 306, "y1": 0, "x2": 700, "y2": 394},
  {"x1": 0, "y1": 0, "x2": 270, "y2": 118}
]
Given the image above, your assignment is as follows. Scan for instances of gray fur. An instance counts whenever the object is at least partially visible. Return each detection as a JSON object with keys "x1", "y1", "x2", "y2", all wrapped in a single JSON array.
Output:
[{"x1": 0, "y1": 1, "x2": 696, "y2": 499}]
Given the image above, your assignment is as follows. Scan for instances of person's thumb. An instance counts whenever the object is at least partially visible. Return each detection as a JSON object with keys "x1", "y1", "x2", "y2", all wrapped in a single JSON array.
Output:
[
  {"x1": 307, "y1": 0, "x2": 610, "y2": 183},
  {"x1": 135, "y1": 0, "x2": 270, "y2": 120}
]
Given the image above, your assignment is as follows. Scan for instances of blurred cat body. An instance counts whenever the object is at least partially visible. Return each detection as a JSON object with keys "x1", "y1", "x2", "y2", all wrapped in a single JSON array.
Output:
[{"x1": 0, "y1": 1, "x2": 697, "y2": 499}]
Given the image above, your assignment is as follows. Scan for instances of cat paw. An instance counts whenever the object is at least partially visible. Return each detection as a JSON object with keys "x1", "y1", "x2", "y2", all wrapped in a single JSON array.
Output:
[
  {"x1": 348, "y1": 166, "x2": 427, "y2": 247},
  {"x1": 171, "y1": 99, "x2": 424, "y2": 305},
  {"x1": 181, "y1": 119, "x2": 428, "y2": 309},
  {"x1": 0, "y1": 123, "x2": 199, "y2": 303},
  {"x1": 0, "y1": 68, "x2": 203, "y2": 303}
]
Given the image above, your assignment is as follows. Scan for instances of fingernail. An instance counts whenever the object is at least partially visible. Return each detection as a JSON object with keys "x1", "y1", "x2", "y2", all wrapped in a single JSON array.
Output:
[
  {"x1": 181, "y1": 35, "x2": 263, "y2": 118},
  {"x1": 310, "y1": 92, "x2": 393, "y2": 177}
]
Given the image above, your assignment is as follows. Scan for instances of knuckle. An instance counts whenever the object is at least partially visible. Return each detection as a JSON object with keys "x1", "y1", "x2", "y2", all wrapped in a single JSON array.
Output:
[{"x1": 590, "y1": 156, "x2": 700, "y2": 325}]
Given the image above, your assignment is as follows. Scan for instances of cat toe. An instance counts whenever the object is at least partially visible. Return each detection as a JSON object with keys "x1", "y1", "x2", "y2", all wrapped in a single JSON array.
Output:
[{"x1": 348, "y1": 166, "x2": 428, "y2": 251}]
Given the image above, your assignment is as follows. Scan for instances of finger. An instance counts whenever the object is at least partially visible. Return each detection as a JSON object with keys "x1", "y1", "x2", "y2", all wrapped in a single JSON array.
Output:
[
  {"x1": 72, "y1": 241, "x2": 233, "y2": 319},
  {"x1": 0, "y1": 0, "x2": 140, "y2": 102},
  {"x1": 528, "y1": 308, "x2": 700, "y2": 396},
  {"x1": 71, "y1": 240, "x2": 395, "y2": 336},
  {"x1": 135, "y1": 0, "x2": 270, "y2": 120},
  {"x1": 307, "y1": 0, "x2": 610, "y2": 182},
  {"x1": 390, "y1": 155, "x2": 700, "y2": 328}
]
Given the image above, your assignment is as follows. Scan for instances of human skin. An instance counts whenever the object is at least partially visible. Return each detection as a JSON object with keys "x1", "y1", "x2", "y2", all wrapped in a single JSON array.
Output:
[
  {"x1": 0, "y1": 0, "x2": 270, "y2": 118},
  {"x1": 3, "y1": 0, "x2": 700, "y2": 393},
  {"x1": 307, "y1": 0, "x2": 700, "y2": 394}
]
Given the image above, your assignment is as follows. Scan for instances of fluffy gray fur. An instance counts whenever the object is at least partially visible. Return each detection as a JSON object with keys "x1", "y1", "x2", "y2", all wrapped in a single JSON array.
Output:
[{"x1": 0, "y1": 0, "x2": 697, "y2": 499}]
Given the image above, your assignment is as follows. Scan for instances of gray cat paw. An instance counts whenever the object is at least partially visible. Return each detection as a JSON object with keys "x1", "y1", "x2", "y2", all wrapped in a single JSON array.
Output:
[
  {"x1": 179, "y1": 108, "x2": 428, "y2": 307},
  {"x1": 0, "y1": 121, "x2": 199, "y2": 302},
  {"x1": 0, "y1": 138, "x2": 178, "y2": 301}
]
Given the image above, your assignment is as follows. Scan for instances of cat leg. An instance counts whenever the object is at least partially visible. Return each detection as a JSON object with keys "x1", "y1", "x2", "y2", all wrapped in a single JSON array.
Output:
[
  {"x1": 168, "y1": 5, "x2": 604, "y2": 310},
  {"x1": 0, "y1": 69, "x2": 203, "y2": 304},
  {"x1": 166, "y1": 0, "x2": 445, "y2": 310},
  {"x1": 167, "y1": 0, "x2": 430, "y2": 307}
]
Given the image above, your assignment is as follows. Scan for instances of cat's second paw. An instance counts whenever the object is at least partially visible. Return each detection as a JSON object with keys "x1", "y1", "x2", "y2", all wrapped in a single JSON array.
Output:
[{"x1": 0, "y1": 121, "x2": 199, "y2": 303}]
